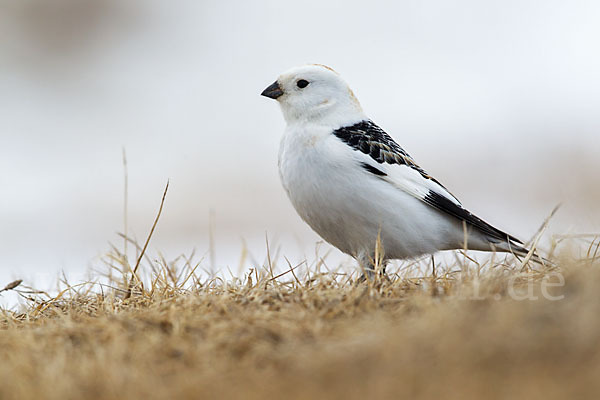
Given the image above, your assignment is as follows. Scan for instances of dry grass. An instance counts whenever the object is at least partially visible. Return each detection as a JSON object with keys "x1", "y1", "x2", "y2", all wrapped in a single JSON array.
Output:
[{"x1": 1, "y1": 236, "x2": 600, "y2": 400}]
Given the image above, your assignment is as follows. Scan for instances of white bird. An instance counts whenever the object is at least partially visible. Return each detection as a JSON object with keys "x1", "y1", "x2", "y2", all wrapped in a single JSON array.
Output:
[{"x1": 261, "y1": 64, "x2": 535, "y2": 278}]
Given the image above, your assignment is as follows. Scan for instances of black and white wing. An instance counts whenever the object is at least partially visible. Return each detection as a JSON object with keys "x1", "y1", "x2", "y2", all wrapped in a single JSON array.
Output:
[{"x1": 332, "y1": 120, "x2": 523, "y2": 246}]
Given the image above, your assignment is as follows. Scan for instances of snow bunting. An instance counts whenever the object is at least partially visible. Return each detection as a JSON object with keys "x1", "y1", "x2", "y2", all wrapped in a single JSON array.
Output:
[{"x1": 261, "y1": 64, "x2": 535, "y2": 278}]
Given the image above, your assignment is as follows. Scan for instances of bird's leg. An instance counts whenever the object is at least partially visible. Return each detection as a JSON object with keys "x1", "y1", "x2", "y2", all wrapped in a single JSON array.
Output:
[
  {"x1": 357, "y1": 253, "x2": 375, "y2": 283},
  {"x1": 379, "y1": 260, "x2": 392, "y2": 284},
  {"x1": 381, "y1": 260, "x2": 388, "y2": 276},
  {"x1": 357, "y1": 253, "x2": 390, "y2": 282}
]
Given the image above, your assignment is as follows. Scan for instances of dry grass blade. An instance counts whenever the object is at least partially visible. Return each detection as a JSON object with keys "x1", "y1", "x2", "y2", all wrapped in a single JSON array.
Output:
[
  {"x1": 125, "y1": 180, "x2": 170, "y2": 299},
  {"x1": 0, "y1": 280, "x2": 22, "y2": 294},
  {"x1": 519, "y1": 204, "x2": 560, "y2": 271},
  {"x1": 122, "y1": 147, "x2": 129, "y2": 270},
  {"x1": 525, "y1": 203, "x2": 562, "y2": 246},
  {"x1": 265, "y1": 232, "x2": 274, "y2": 280},
  {"x1": 269, "y1": 258, "x2": 304, "y2": 283}
]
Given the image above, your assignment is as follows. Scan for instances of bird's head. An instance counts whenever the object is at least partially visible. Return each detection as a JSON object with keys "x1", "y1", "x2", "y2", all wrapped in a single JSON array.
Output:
[{"x1": 261, "y1": 64, "x2": 365, "y2": 126}]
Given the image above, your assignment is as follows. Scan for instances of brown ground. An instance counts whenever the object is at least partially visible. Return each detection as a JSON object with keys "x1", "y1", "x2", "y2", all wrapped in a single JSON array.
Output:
[{"x1": 1, "y1": 249, "x2": 599, "y2": 400}]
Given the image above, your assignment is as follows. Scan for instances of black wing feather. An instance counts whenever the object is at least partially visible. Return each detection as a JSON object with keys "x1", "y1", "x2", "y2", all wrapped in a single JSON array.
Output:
[
  {"x1": 333, "y1": 120, "x2": 448, "y2": 190},
  {"x1": 423, "y1": 190, "x2": 523, "y2": 244},
  {"x1": 360, "y1": 162, "x2": 387, "y2": 177}
]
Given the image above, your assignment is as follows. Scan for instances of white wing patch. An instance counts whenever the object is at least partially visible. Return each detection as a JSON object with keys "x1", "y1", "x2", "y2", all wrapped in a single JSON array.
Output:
[{"x1": 382, "y1": 161, "x2": 462, "y2": 206}]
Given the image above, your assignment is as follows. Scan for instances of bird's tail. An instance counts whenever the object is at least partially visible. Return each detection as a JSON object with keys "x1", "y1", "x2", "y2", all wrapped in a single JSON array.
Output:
[{"x1": 500, "y1": 240, "x2": 554, "y2": 268}]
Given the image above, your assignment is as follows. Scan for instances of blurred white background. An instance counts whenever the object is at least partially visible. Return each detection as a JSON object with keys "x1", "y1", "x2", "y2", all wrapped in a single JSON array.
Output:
[{"x1": 1, "y1": 0, "x2": 599, "y2": 305}]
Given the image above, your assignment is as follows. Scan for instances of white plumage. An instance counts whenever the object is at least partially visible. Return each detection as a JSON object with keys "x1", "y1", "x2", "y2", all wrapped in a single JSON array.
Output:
[{"x1": 261, "y1": 64, "x2": 531, "y2": 277}]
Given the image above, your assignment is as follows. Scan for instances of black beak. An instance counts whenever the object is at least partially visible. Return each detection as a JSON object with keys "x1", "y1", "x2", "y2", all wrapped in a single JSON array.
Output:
[{"x1": 261, "y1": 81, "x2": 284, "y2": 99}]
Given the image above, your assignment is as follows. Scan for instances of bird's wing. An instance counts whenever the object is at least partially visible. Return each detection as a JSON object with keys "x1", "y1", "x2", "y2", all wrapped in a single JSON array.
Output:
[{"x1": 332, "y1": 120, "x2": 523, "y2": 245}]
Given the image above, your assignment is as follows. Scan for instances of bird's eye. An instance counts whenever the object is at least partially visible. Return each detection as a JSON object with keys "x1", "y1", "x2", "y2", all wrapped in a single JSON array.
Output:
[{"x1": 296, "y1": 79, "x2": 309, "y2": 88}]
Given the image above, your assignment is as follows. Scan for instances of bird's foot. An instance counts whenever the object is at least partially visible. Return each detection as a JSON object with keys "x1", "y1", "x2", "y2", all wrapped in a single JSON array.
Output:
[{"x1": 357, "y1": 265, "x2": 389, "y2": 285}]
